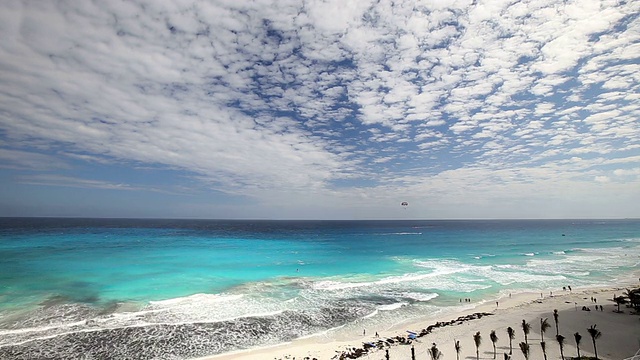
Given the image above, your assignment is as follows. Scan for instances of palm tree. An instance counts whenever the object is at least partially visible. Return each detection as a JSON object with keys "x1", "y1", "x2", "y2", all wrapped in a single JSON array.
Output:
[
  {"x1": 553, "y1": 309, "x2": 559, "y2": 335},
  {"x1": 490, "y1": 330, "x2": 499, "y2": 359},
  {"x1": 541, "y1": 341, "x2": 547, "y2": 360},
  {"x1": 506, "y1": 327, "x2": 515, "y2": 355},
  {"x1": 625, "y1": 288, "x2": 640, "y2": 310},
  {"x1": 521, "y1": 320, "x2": 531, "y2": 345},
  {"x1": 455, "y1": 340, "x2": 461, "y2": 360},
  {"x1": 612, "y1": 295, "x2": 628, "y2": 312},
  {"x1": 429, "y1": 343, "x2": 443, "y2": 360},
  {"x1": 587, "y1": 325, "x2": 602, "y2": 360},
  {"x1": 540, "y1": 318, "x2": 550, "y2": 342},
  {"x1": 519, "y1": 342, "x2": 530, "y2": 360},
  {"x1": 474, "y1": 331, "x2": 482, "y2": 360},
  {"x1": 556, "y1": 334, "x2": 566, "y2": 360},
  {"x1": 574, "y1": 332, "x2": 582, "y2": 360}
]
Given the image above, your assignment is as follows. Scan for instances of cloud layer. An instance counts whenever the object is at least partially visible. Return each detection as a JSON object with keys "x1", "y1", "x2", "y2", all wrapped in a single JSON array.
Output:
[{"x1": 0, "y1": 0, "x2": 638, "y2": 218}]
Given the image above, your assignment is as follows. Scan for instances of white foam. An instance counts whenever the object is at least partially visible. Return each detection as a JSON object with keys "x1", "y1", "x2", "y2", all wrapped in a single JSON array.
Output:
[
  {"x1": 412, "y1": 258, "x2": 569, "y2": 288},
  {"x1": 378, "y1": 302, "x2": 407, "y2": 311},
  {"x1": 148, "y1": 293, "x2": 243, "y2": 308},
  {"x1": 527, "y1": 245, "x2": 640, "y2": 274},
  {"x1": 312, "y1": 280, "x2": 373, "y2": 290},
  {"x1": 401, "y1": 292, "x2": 439, "y2": 302},
  {"x1": 311, "y1": 269, "x2": 460, "y2": 291},
  {"x1": 127, "y1": 291, "x2": 301, "y2": 326},
  {"x1": 363, "y1": 309, "x2": 379, "y2": 319}
]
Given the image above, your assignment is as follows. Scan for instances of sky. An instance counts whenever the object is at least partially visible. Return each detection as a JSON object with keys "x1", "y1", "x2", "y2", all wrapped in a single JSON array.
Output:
[{"x1": 0, "y1": 0, "x2": 639, "y2": 220}]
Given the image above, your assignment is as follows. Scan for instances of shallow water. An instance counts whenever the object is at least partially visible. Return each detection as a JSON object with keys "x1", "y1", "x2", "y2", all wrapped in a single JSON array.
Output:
[{"x1": 1, "y1": 218, "x2": 639, "y2": 359}]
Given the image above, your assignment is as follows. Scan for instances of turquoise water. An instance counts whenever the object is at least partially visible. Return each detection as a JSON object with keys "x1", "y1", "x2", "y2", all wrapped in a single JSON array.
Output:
[{"x1": 1, "y1": 218, "x2": 639, "y2": 359}]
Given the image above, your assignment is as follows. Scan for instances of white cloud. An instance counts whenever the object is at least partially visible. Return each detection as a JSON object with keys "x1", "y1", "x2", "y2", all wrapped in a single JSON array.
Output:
[
  {"x1": 0, "y1": 149, "x2": 70, "y2": 171},
  {"x1": 0, "y1": 0, "x2": 639, "y2": 218}
]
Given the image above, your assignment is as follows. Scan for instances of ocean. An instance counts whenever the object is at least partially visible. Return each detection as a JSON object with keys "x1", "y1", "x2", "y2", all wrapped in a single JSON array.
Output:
[{"x1": 0, "y1": 218, "x2": 639, "y2": 359}]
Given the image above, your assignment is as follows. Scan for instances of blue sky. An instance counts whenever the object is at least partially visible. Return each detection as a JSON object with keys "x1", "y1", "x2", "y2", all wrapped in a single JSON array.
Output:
[{"x1": 0, "y1": 0, "x2": 638, "y2": 219}]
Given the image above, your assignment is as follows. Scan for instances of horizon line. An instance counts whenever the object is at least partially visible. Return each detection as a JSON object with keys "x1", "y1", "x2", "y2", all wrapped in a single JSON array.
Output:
[{"x1": 1, "y1": 216, "x2": 639, "y2": 221}]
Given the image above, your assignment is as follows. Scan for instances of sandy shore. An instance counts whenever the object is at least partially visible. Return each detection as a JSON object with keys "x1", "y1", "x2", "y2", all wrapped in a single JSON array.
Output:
[{"x1": 200, "y1": 282, "x2": 640, "y2": 360}]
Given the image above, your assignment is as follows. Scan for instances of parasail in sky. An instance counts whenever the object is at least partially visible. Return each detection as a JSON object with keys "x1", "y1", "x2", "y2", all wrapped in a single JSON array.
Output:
[{"x1": 401, "y1": 201, "x2": 408, "y2": 208}]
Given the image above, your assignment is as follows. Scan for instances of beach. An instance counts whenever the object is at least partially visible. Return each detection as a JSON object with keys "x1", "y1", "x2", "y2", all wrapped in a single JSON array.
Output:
[{"x1": 204, "y1": 283, "x2": 640, "y2": 360}]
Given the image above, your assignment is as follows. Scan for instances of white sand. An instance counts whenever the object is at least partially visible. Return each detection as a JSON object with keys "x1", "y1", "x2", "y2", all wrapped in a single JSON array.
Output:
[{"x1": 200, "y1": 282, "x2": 640, "y2": 360}]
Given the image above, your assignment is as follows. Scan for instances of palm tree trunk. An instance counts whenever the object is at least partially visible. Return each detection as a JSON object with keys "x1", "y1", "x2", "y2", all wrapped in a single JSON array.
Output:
[
  {"x1": 576, "y1": 345, "x2": 581, "y2": 360},
  {"x1": 509, "y1": 339, "x2": 512, "y2": 355},
  {"x1": 592, "y1": 339, "x2": 598, "y2": 360}
]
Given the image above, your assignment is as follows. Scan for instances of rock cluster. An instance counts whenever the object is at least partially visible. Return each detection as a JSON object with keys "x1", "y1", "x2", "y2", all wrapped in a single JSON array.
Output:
[{"x1": 336, "y1": 312, "x2": 493, "y2": 359}]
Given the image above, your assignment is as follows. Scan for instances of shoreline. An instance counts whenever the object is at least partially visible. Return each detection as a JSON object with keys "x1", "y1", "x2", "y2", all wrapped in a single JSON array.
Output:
[{"x1": 199, "y1": 275, "x2": 640, "y2": 360}]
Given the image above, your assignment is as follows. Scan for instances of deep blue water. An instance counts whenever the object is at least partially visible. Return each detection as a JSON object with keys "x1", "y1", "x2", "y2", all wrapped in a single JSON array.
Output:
[{"x1": 0, "y1": 218, "x2": 639, "y2": 359}]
